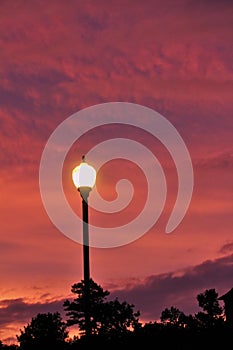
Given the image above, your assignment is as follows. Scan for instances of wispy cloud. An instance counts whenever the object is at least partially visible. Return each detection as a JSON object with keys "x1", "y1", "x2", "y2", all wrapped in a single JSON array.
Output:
[
  {"x1": 0, "y1": 297, "x2": 66, "y2": 344},
  {"x1": 110, "y1": 253, "x2": 233, "y2": 320},
  {"x1": 0, "y1": 0, "x2": 232, "y2": 345},
  {"x1": 1, "y1": 252, "x2": 232, "y2": 344}
]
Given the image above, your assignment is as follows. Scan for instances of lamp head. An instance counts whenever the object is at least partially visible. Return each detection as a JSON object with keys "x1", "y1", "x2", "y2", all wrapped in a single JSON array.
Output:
[{"x1": 72, "y1": 156, "x2": 96, "y2": 196}]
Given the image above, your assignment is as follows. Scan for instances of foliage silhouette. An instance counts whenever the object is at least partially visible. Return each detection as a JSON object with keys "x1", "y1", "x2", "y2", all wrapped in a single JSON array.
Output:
[
  {"x1": 63, "y1": 278, "x2": 140, "y2": 339},
  {"x1": 1, "y1": 285, "x2": 233, "y2": 349},
  {"x1": 160, "y1": 306, "x2": 187, "y2": 326},
  {"x1": 16, "y1": 312, "x2": 68, "y2": 350},
  {"x1": 195, "y1": 288, "x2": 224, "y2": 328},
  {"x1": 0, "y1": 346, "x2": 18, "y2": 350}
]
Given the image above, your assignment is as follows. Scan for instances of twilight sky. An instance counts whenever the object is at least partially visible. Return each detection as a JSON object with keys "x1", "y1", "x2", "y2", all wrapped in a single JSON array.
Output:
[{"x1": 0, "y1": 0, "x2": 232, "y2": 345}]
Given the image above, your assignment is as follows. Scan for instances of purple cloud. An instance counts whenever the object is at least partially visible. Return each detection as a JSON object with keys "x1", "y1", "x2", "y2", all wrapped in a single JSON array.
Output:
[{"x1": 109, "y1": 253, "x2": 233, "y2": 320}]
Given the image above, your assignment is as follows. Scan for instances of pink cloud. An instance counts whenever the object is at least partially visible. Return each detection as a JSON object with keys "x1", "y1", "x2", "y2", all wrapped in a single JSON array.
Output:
[{"x1": 0, "y1": 0, "x2": 232, "y2": 344}]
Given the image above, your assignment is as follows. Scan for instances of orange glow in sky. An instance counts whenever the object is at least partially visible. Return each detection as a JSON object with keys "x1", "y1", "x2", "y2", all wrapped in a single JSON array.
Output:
[{"x1": 0, "y1": 0, "x2": 232, "y2": 345}]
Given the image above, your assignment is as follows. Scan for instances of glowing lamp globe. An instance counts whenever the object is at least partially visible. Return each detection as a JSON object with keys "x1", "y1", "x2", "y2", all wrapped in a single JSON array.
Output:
[{"x1": 72, "y1": 157, "x2": 96, "y2": 190}]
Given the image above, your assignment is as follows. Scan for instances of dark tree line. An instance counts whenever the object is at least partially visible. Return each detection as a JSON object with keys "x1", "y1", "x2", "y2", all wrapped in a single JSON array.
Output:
[{"x1": 1, "y1": 280, "x2": 232, "y2": 349}]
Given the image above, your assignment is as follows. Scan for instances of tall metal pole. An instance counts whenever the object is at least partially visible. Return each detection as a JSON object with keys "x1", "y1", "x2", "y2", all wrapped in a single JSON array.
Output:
[
  {"x1": 82, "y1": 196, "x2": 90, "y2": 283},
  {"x1": 73, "y1": 155, "x2": 95, "y2": 339},
  {"x1": 80, "y1": 188, "x2": 91, "y2": 338}
]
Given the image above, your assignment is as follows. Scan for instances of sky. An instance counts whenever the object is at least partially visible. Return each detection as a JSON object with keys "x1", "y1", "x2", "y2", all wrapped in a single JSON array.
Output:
[{"x1": 0, "y1": 0, "x2": 232, "y2": 345}]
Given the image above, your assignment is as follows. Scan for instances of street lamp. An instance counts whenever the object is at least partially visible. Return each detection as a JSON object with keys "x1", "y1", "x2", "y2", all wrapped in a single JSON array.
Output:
[{"x1": 72, "y1": 155, "x2": 96, "y2": 337}]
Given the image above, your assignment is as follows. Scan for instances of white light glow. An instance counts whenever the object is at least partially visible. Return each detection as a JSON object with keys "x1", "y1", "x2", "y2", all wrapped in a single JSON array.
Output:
[{"x1": 72, "y1": 161, "x2": 96, "y2": 189}]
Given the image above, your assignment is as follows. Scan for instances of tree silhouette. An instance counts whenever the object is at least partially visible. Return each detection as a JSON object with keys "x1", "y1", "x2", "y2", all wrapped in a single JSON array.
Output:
[
  {"x1": 197, "y1": 289, "x2": 223, "y2": 317},
  {"x1": 0, "y1": 341, "x2": 18, "y2": 350},
  {"x1": 63, "y1": 278, "x2": 110, "y2": 334},
  {"x1": 16, "y1": 312, "x2": 68, "y2": 350},
  {"x1": 96, "y1": 297, "x2": 140, "y2": 339},
  {"x1": 160, "y1": 306, "x2": 186, "y2": 327},
  {"x1": 195, "y1": 288, "x2": 224, "y2": 328},
  {"x1": 6, "y1": 285, "x2": 233, "y2": 349},
  {"x1": 0, "y1": 346, "x2": 18, "y2": 350},
  {"x1": 63, "y1": 278, "x2": 140, "y2": 340}
]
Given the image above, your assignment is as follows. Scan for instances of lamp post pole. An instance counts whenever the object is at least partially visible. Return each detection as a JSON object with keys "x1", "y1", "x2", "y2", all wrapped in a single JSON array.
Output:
[
  {"x1": 72, "y1": 156, "x2": 96, "y2": 339},
  {"x1": 79, "y1": 187, "x2": 91, "y2": 338}
]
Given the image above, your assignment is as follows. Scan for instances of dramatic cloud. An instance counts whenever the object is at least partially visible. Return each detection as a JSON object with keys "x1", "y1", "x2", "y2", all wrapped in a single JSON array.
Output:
[
  {"x1": 109, "y1": 253, "x2": 233, "y2": 321},
  {"x1": 0, "y1": 0, "x2": 232, "y2": 344},
  {"x1": 1, "y1": 253, "x2": 232, "y2": 344},
  {"x1": 0, "y1": 297, "x2": 64, "y2": 329},
  {"x1": 0, "y1": 297, "x2": 67, "y2": 344}
]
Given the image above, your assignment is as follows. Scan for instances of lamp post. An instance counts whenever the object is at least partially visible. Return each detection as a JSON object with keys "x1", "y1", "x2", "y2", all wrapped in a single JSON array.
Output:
[{"x1": 72, "y1": 155, "x2": 96, "y2": 338}]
